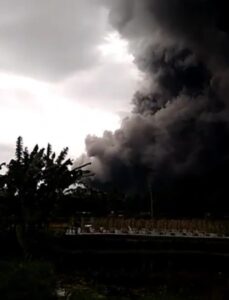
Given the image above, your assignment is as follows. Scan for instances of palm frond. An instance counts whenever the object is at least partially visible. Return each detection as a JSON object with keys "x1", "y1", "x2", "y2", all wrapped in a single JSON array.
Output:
[
  {"x1": 56, "y1": 147, "x2": 69, "y2": 165},
  {"x1": 72, "y1": 162, "x2": 91, "y2": 171},
  {"x1": 46, "y1": 143, "x2": 52, "y2": 159},
  {"x1": 15, "y1": 136, "x2": 23, "y2": 162},
  {"x1": 30, "y1": 144, "x2": 39, "y2": 160}
]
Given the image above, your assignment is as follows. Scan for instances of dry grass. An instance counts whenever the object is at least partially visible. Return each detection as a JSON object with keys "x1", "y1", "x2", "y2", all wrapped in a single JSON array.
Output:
[
  {"x1": 91, "y1": 218, "x2": 229, "y2": 235},
  {"x1": 49, "y1": 218, "x2": 229, "y2": 236}
]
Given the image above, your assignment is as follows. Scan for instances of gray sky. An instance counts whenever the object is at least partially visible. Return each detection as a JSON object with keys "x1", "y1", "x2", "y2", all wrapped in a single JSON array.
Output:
[{"x1": 0, "y1": 0, "x2": 140, "y2": 162}]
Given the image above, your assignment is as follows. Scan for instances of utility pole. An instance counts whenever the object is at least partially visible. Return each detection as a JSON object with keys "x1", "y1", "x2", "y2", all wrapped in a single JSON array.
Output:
[{"x1": 148, "y1": 172, "x2": 154, "y2": 219}]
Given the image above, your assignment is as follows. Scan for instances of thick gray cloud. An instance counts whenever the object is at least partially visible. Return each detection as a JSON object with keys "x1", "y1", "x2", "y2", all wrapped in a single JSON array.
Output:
[{"x1": 0, "y1": 0, "x2": 109, "y2": 80}]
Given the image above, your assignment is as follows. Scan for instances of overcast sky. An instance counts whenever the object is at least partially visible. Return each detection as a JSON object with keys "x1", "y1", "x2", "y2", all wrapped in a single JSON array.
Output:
[{"x1": 0, "y1": 0, "x2": 140, "y2": 162}]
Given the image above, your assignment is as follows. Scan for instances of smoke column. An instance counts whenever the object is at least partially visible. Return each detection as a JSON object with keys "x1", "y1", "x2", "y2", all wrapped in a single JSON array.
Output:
[{"x1": 83, "y1": 0, "x2": 229, "y2": 213}]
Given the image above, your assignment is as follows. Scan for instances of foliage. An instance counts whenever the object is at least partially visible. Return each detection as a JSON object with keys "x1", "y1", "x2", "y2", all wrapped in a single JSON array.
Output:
[
  {"x1": 0, "y1": 136, "x2": 91, "y2": 226},
  {"x1": 0, "y1": 261, "x2": 57, "y2": 300},
  {"x1": 69, "y1": 287, "x2": 106, "y2": 300},
  {"x1": 65, "y1": 285, "x2": 200, "y2": 300},
  {"x1": 60, "y1": 187, "x2": 110, "y2": 218}
]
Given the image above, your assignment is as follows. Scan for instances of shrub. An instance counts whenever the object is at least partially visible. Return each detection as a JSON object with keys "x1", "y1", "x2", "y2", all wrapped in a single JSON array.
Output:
[{"x1": 0, "y1": 261, "x2": 57, "y2": 300}]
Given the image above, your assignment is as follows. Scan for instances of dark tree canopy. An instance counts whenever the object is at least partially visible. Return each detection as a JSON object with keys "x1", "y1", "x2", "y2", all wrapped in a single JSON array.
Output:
[{"x1": 0, "y1": 137, "x2": 91, "y2": 226}]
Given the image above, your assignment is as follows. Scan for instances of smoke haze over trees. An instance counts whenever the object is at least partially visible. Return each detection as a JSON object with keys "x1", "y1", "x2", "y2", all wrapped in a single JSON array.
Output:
[{"x1": 82, "y1": 0, "x2": 229, "y2": 216}]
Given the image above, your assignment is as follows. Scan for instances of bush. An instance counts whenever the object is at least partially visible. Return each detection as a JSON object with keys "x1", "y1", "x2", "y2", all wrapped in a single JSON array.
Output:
[
  {"x1": 0, "y1": 261, "x2": 57, "y2": 300},
  {"x1": 69, "y1": 287, "x2": 106, "y2": 300}
]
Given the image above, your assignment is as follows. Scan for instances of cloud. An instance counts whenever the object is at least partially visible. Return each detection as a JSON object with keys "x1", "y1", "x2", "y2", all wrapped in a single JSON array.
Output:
[
  {"x1": 0, "y1": 72, "x2": 121, "y2": 160},
  {"x1": 0, "y1": 143, "x2": 14, "y2": 163},
  {"x1": 0, "y1": 0, "x2": 110, "y2": 80},
  {"x1": 0, "y1": 1, "x2": 140, "y2": 162},
  {"x1": 60, "y1": 55, "x2": 140, "y2": 112}
]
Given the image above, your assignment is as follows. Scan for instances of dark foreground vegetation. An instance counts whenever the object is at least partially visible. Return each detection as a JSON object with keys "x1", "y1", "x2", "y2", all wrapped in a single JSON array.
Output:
[
  {"x1": 0, "y1": 252, "x2": 228, "y2": 299},
  {"x1": 0, "y1": 137, "x2": 229, "y2": 299}
]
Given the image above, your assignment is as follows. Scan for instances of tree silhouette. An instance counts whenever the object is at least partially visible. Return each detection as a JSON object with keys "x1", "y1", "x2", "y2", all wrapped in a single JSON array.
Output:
[{"x1": 0, "y1": 137, "x2": 91, "y2": 256}]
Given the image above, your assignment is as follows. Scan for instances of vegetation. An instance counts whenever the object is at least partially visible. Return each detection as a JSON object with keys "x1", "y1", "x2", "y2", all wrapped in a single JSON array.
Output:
[
  {"x1": 0, "y1": 261, "x2": 57, "y2": 300},
  {"x1": 68, "y1": 287, "x2": 106, "y2": 300},
  {"x1": 0, "y1": 137, "x2": 91, "y2": 255},
  {"x1": 0, "y1": 137, "x2": 228, "y2": 300}
]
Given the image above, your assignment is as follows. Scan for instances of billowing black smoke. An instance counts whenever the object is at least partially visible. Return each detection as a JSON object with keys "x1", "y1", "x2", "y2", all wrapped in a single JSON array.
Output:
[{"x1": 83, "y1": 0, "x2": 229, "y2": 215}]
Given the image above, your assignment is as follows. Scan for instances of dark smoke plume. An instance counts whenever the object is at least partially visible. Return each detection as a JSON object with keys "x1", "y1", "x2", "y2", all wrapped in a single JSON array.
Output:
[{"x1": 82, "y1": 0, "x2": 229, "y2": 215}]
